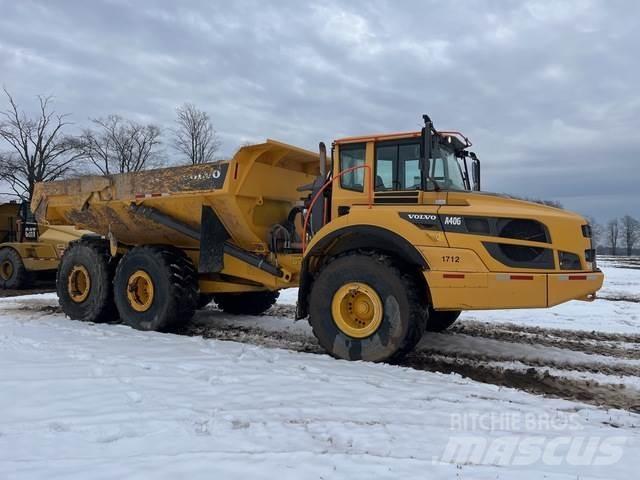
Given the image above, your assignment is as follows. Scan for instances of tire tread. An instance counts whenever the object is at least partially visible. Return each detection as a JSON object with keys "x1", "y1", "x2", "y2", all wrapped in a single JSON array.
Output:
[
  {"x1": 57, "y1": 238, "x2": 116, "y2": 323},
  {"x1": 309, "y1": 250, "x2": 427, "y2": 362},
  {"x1": 114, "y1": 245, "x2": 197, "y2": 330},
  {"x1": 0, "y1": 247, "x2": 31, "y2": 289}
]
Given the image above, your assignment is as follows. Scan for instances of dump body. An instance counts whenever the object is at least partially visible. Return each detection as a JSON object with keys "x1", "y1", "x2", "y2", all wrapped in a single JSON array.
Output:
[
  {"x1": 33, "y1": 140, "x2": 322, "y2": 290},
  {"x1": 34, "y1": 140, "x2": 318, "y2": 250}
]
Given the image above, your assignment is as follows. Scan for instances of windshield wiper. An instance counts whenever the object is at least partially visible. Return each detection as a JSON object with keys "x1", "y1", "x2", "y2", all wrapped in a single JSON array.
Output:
[
  {"x1": 426, "y1": 175, "x2": 441, "y2": 192},
  {"x1": 421, "y1": 156, "x2": 442, "y2": 192}
]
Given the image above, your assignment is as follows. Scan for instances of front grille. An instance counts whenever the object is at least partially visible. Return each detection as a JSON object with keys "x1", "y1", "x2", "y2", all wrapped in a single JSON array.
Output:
[
  {"x1": 483, "y1": 242, "x2": 555, "y2": 269},
  {"x1": 499, "y1": 219, "x2": 550, "y2": 243}
]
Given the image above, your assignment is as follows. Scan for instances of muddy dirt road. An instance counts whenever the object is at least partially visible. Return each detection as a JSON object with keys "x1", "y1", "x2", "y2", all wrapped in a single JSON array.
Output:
[
  {"x1": 176, "y1": 304, "x2": 640, "y2": 413},
  {"x1": 6, "y1": 296, "x2": 640, "y2": 413},
  {"x1": 0, "y1": 283, "x2": 55, "y2": 298}
]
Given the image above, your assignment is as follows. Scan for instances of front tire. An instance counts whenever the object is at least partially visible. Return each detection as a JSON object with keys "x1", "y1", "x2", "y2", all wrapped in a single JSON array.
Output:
[
  {"x1": 113, "y1": 246, "x2": 197, "y2": 331},
  {"x1": 308, "y1": 252, "x2": 427, "y2": 362},
  {"x1": 57, "y1": 239, "x2": 116, "y2": 322},
  {"x1": 213, "y1": 291, "x2": 279, "y2": 315}
]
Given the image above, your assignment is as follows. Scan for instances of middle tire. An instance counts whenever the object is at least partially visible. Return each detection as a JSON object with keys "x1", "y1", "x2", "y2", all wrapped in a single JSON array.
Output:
[
  {"x1": 114, "y1": 246, "x2": 197, "y2": 331},
  {"x1": 308, "y1": 252, "x2": 427, "y2": 362}
]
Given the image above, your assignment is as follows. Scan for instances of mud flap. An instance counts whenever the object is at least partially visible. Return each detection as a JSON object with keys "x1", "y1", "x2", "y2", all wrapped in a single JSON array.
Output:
[{"x1": 199, "y1": 206, "x2": 230, "y2": 273}]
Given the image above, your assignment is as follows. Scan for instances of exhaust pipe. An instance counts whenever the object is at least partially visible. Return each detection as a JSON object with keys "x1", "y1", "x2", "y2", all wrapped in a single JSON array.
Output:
[
  {"x1": 422, "y1": 114, "x2": 433, "y2": 162},
  {"x1": 319, "y1": 142, "x2": 327, "y2": 177}
]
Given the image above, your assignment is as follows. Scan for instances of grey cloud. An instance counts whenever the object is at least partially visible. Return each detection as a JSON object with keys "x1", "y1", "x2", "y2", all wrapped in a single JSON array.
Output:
[{"x1": 0, "y1": 0, "x2": 639, "y2": 221}]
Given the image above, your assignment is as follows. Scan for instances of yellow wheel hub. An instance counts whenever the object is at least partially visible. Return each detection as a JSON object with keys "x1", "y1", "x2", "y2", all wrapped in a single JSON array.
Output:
[
  {"x1": 68, "y1": 265, "x2": 91, "y2": 303},
  {"x1": 127, "y1": 270, "x2": 154, "y2": 312},
  {"x1": 331, "y1": 282, "x2": 383, "y2": 338},
  {"x1": 0, "y1": 260, "x2": 14, "y2": 281}
]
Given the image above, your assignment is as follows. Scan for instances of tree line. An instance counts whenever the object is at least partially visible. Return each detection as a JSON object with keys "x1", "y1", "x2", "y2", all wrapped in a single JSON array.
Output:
[
  {"x1": 592, "y1": 216, "x2": 640, "y2": 257},
  {"x1": 2, "y1": 89, "x2": 638, "y2": 257},
  {"x1": 0, "y1": 88, "x2": 220, "y2": 202}
]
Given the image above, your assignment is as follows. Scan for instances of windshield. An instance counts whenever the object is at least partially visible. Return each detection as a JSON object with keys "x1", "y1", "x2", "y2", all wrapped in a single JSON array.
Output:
[{"x1": 426, "y1": 145, "x2": 468, "y2": 191}]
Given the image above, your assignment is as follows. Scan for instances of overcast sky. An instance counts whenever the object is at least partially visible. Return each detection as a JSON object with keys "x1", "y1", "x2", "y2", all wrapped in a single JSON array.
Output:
[{"x1": 1, "y1": 0, "x2": 638, "y2": 222}]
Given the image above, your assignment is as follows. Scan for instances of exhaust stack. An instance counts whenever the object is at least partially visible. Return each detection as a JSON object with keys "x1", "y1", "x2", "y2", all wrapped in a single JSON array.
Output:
[{"x1": 319, "y1": 142, "x2": 327, "y2": 178}]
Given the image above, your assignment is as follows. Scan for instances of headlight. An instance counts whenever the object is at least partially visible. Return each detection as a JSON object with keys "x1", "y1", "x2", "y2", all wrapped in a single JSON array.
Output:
[{"x1": 559, "y1": 251, "x2": 582, "y2": 270}]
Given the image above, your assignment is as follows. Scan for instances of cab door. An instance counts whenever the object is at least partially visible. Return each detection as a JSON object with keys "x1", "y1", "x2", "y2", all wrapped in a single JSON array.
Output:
[{"x1": 330, "y1": 141, "x2": 373, "y2": 219}]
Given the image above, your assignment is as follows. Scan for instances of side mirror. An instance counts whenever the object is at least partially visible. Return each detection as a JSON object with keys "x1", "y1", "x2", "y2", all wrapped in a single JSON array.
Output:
[{"x1": 470, "y1": 153, "x2": 481, "y2": 191}]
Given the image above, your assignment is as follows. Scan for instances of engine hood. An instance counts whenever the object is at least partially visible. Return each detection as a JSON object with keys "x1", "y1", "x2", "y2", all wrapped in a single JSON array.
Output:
[
  {"x1": 439, "y1": 191, "x2": 592, "y2": 271},
  {"x1": 446, "y1": 191, "x2": 584, "y2": 223}
]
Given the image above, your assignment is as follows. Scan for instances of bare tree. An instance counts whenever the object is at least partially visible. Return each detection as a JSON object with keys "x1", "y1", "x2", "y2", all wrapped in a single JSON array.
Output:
[
  {"x1": 73, "y1": 115, "x2": 162, "y2": 175},
  {"x1": 607, "y1": 219, "x2": 620, "y2": 256},
  {"x1": 620, "y1": 215, "x2": 640, "y2": 256},
  {"x1": 584, "y1": 216, "x2": 603, "y2": 250},
  {"x1": 0, "y1": 88, "x2": 81, "y2": 201},
  {"x1": 173, "y1": 103, "x2": 220, "y2": 165}
]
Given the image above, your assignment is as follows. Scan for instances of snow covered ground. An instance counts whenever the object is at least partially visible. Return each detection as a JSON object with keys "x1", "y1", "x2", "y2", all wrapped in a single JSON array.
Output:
[{"x1": 0, "y1": 259, "x2": 639, "y2": 479}]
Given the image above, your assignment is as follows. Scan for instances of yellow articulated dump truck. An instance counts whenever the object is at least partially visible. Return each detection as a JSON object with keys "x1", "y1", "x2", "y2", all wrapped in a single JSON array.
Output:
[
  {"x1": 31, "y1": 114, "x2": 603, "y2": 362},
  {"x1": 0, "y1": 201, "x2": 90, "y2": 289}
]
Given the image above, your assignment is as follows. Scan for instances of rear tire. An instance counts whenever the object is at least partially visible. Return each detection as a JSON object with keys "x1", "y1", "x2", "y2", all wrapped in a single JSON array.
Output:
[
  {"x1": 0, "y1": 247, "x2": 30, "y2": 289},
  {"x1": 114, "y1": 246, "x2": 197, "y2": 331},
  {"x1": 426, "y1": 309, "x2": 461, "y2": 332},
  {"x1": 57, "y1": 239, "x2": 116, "y2": 322},
  {"x1": 308, "y1": 252, "x2": 427, "y2": 362},
  {"x1": 213, "y1": 291, "x2": 279, "y2": 315}
]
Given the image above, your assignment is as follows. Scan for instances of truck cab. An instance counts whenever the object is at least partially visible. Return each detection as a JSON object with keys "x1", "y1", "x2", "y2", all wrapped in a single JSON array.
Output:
[
  {"x1": 330, "y1": 117, "x2": 479, "y2": 216},
  {"x1": 296, "y1": 115, "x2": 603, "y2": 360}
]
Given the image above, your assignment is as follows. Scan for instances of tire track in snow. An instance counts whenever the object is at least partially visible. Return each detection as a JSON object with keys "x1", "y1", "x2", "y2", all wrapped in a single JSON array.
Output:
[
  {"x1": 403, "y1": 352, "x2": 640, "y2": 413},
  {"x1": 449, "y1": 320, "x2": 640, "y2": 360},
  {"x1": 415, "y1": 339, "x2": 640, "y2": 377},
  {"x1": 176, "y1": 309, "x2": 640, "y2": 413},
  {"x1": 10, "y1": 302, "x2": 640, "y2": 412},
  {"x1": 271, "y1": 304, "x2": 640, "y2": 361},
  {"x1": 599, "y1": 294, "x2": 640, "y2": 303}
]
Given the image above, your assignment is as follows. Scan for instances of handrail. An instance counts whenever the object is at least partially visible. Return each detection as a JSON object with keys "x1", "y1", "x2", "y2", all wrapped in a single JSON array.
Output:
[{"x1": 301, "y1": 164, "x2": 372, "y2": 252}]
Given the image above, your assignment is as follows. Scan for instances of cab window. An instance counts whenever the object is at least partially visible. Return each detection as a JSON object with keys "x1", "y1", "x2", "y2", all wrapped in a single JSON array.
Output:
[
  {"x1": 429, "y1": 149, "x2": 467, "y2": 191},
  {"x1": 375, "y1": 141, "x2": 421, "y2": 191},
  {"x1": 375, "y1": 145, "x2": 396, "y2": 190},
  {"x1": 339, "y1": 144, "x2": 366, "y2": 192}
]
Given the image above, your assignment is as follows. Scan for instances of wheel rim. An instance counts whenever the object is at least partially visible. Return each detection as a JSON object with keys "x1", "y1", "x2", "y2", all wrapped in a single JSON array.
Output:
[
  {"x1": 0, "y1": 260, "x2": 13, "y2": 280},
  {"x1": 126, "y1": 270, "x2": 154, "y2": 312},
  {"x1": 331, "y1": 282, "x2": 383, "y2": 338},
  {"x1": 68, "y1": 265, "x2": 91, "y2": 303}
]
